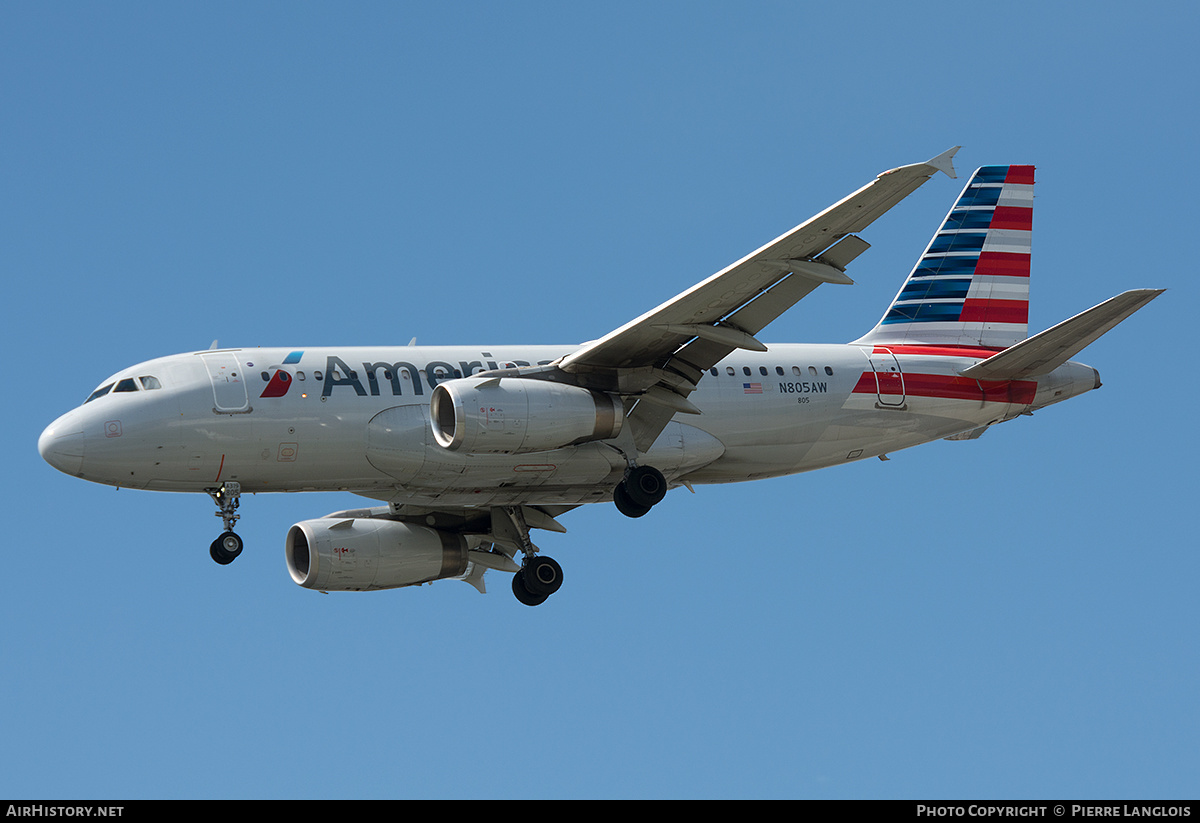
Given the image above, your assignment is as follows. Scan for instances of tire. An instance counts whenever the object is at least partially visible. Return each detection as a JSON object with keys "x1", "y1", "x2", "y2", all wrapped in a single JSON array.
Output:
[
  {"x1": 624, "y1": 465, "x2": 667, "y2": 508},
  {"x1": 524, "y1": 555, "x2": 563, "y2": 596},
  {"x1": 210, "y1": 531, "x2": 243, "y2": 565},
  {"x1": 613, "y1": 481, "x2": 652, "y2": 518},
  {"x1": 512, "y1": 569, "x2": 549, "y2": 606}
]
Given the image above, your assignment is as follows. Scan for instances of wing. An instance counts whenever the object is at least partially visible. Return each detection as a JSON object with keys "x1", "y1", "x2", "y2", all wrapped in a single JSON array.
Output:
[{"x1": 557, "y1": 147, "x2": 961, "y2": 450}]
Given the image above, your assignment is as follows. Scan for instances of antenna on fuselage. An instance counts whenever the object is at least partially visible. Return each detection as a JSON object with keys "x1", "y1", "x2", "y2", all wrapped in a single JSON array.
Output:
[{"x1": 209, "y1": 340, "x2": 219, "y2": 350}]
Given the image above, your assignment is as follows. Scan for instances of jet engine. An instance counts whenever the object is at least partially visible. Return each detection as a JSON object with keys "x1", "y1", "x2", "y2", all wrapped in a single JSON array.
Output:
[
  {"x1": 286, "y1": 518, "x2": 469, "y2": 591},
  {"x1": 429, "y1": 376, "x2": 623, "y2": 455}
]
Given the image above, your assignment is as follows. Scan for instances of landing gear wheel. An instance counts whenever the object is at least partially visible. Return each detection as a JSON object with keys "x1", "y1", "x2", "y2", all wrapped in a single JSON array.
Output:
[
  {"x1": 613, "y1": 481, "x2": 652, "y2": 518},
  {"x1": 206, "y1": 482, "x2": 244, "y2": 565},
  {"x1": 210, "y1": 531, "x2": 243, "y2": 565},
  {"x1": 512, "y1": 568, "x2": 550, "y2": 606},
  {"x1": 524, "y1": 555, "x2": 563, "y2": 596},
  {"x1": 624, "y1": 465, "x2": 667, "y2": 508}
]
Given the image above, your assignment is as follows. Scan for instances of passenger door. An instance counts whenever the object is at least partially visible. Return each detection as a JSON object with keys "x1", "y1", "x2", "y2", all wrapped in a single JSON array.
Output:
[
  {"x1": 202, "y1": 353, "x2": 250, "y2": 413},
  {"x1": 866, "y1": 348, "x2": 906, "y2": 407}
]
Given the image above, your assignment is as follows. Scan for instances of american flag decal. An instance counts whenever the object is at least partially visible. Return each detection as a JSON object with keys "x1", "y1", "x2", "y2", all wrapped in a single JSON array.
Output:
[{"x1": 743, "y1": 383, "x2": 762, "y2": 394}]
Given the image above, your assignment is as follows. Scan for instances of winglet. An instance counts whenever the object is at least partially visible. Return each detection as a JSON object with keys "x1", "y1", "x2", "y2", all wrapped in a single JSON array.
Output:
[{"x1": 926, "y1": 146, "x2": 960, "y2": 179}]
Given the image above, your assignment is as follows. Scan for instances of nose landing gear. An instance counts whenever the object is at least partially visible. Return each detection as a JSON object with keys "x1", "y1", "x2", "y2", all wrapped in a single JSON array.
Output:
[{"x1": 206, "y1": 482, "x2": 244, "y2": 565}]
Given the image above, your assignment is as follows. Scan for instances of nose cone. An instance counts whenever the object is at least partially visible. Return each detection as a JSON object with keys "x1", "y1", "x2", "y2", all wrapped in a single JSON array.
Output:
[{"x1": 39, "y1": 416, "x2": 85, "y2": 476}]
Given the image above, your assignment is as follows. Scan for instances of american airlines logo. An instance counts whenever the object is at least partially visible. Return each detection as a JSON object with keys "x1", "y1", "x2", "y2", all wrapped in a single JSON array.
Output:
[
  {"x1": 258, "y1": 351, "x2": 305, "y2": 398},
  {"x1": 258, "y1": 354, "x2": 558, "y2": 400}
]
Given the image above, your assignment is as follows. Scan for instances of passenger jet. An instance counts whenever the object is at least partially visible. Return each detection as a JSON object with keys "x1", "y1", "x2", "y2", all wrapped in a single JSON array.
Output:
[{"x1": 38, "y1": 149, "x2": 1162, "y2": 605}]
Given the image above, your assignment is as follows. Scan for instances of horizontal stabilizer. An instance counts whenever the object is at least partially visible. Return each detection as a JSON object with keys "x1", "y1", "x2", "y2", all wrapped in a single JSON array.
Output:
[{"x1": 960, "y1": 289, "x2": 1164, "y2": 380}]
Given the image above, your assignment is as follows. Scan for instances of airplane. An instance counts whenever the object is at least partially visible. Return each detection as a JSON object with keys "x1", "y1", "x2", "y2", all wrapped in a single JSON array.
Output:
[{"x1": 38, "y1": 148, "x2": 1163, "y2": 606}]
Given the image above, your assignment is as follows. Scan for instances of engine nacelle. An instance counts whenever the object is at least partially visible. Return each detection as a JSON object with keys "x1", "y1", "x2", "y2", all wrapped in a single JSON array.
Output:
[
  {"x1": 429, "y1": 376, "x2": 623, "y2": 455},
  {"x1": 286, "y1": 518, "x2": 469, "y2": 591}
]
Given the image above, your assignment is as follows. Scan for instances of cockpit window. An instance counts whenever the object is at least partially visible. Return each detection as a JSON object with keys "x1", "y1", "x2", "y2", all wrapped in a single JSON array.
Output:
[
  {"x1": 139, "y1": 376, "x2": 162, "y2": 390},
  {"x1": 85, "y1": 383, "x2": 114, "y2": 403},
  {"x1": 114, "y1": 378, "x2": 140, "y2": 393}
]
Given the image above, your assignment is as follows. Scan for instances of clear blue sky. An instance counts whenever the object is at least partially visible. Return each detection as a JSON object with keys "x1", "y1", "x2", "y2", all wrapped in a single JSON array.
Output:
[{"x1": 4, "y1": 1, "x2": 1197, "y2": 799}]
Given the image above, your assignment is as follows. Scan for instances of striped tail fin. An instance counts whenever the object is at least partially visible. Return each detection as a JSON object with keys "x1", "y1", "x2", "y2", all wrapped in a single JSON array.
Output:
[{"x1": 855, "y1": 164, "x2": 1035, "y2": 349}]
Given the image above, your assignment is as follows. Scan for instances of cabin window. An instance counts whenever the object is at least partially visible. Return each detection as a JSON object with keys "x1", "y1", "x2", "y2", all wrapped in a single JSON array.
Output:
[
  {"x1": 775, "y1": 366, "x2": 785, "y2": 376},
  {"x1": 792, "y1": 366, "x2": 802, "y2": 376},
  {"x1": 809, "y1": 366, "x2": 818, "y2": 376},
  {"x1": 726, "y1": 367, "x2": 735, "y2": 376},
  {"x1": 709, "y1": 368, "x2": 718, "y2": 377},
  {"x1": 825, "y1": 366, "x2": 834, "y2": 376},
  {"x1": 743, "y1": 367, "x2": 751, "y2": 376},
  {"x1": 261, "y1": 371, "x2": 271, "y2": 382},
  {"x1": 759, "y1": 366, "x2": 768, "y2": 376}
]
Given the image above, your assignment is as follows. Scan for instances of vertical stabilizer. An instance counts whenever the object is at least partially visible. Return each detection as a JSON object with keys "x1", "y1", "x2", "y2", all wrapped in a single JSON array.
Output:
[{"x1": 855, "y1": 165, "x2": 1035, "y2": 349}]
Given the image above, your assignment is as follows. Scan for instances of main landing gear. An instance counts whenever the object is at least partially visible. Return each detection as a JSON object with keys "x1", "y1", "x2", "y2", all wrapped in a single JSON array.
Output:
[
  {"x1": 613, "y1": 465, "x2": 667, "y2": 518},
  {"x1": 511, "y1": 465, "x2": 667, "y2": 603},
  {"x1": 495, "y1": 506, "x2": 565, "y2": 607},
  {"x1": 206, "y1": 482, "x2": 244, "y2": 565},
  {"x1": 512, "y1": 554, "x2": 563, "y2": 607}
]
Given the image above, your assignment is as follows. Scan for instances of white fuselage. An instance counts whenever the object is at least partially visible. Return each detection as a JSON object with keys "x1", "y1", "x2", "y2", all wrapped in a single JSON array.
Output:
[{"x1": 38, "y1": 343, "x2": 1100, "y2": 507}]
